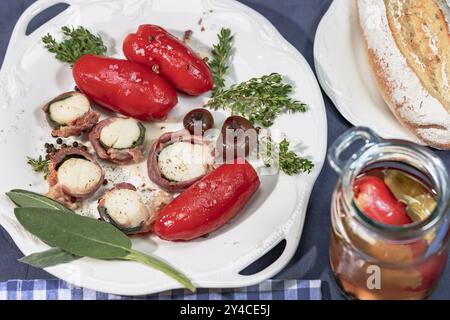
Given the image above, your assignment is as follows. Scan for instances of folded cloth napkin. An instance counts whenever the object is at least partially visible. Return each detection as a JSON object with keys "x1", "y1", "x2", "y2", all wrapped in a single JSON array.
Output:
[{"x1": 0, "y1": 279, "x2": 321, "y2": 300}]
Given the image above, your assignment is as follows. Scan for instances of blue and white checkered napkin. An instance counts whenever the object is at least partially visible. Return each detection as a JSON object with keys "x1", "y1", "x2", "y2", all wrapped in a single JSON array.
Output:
[{"x1": 0, "y1": 279, "x2": 321, "y2": 300}]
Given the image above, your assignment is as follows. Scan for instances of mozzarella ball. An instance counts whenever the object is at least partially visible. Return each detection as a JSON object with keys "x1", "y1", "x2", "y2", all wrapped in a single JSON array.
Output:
[
  {"x1": 158, "y1": 142, "x2": 214, "y2": 182},
  {"x1": 49, "y1": 93, "x2": 90, "y2": 125},
  {"x1": 100, "y1": 118, "x2": 142, "y2": 149},
  {"x1": 57, "y1": 158, "x2": 102, "y2": 195},
  {"x1": 103, "y1": 189, "x2": 150, "y2": 229}
]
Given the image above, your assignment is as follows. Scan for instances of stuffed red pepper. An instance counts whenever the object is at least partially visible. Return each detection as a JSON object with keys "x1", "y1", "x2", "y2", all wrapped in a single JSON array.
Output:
[
  {"x1": 154, "y1": 161, "x2": 260, "y2": 241},
  {"x1": 123, "y1": 24, "x2": 213, "y2": 95},
  {"x1": 73, "y1": 55, "x2": 178, "y2": 121}
]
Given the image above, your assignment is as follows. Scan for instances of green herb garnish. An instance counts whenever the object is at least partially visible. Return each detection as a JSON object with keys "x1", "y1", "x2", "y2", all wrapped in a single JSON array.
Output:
[
  {"x1": 7, "y1": 190, "x2": 80, "y2": 268},
  {"x1": 42, "y1": 26, "x2": 107, "y2": 66},
  {"x1": 27, "y1": 156, "x2": 49, "y2": 178},
  {"x1": 6, "y1": 190, "x2": 195, "y2": 292},
  {"x1": 7, "y1": 188, "x2": 70, "y2": 212},
  {"x1": 209, "y1": 28, "x2": 234, "y2": 96},
  {"x1": 262, "y1": 137, "x2": 314, "y2": 175},
  {"x1": 206, "y1": 73, "x2": 307, "y2": 127},
  {"x1": 19, "y1": 248, "x2": 80, "y2": 268},
  {"x1": 277, "y1": 139, "x2": 314, "y2": 175}
]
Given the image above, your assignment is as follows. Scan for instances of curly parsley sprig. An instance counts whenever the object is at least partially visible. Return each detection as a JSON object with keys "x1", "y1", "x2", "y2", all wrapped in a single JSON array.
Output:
[
  {"x1": 209, "y1": 28, "x2": 234, "y2": 96},
  {"x1": 27, "y1": 156, "x2": 49, "y2": 178},
  {"x1": 42, "y1": 26, "x2": 107, "y2": 66},
  {"x1": 262, "y1": 136, "x2": 314, "y2": 175},
  {"x1": 206, "y1": 73, "x2": 307, "y2": 127}
]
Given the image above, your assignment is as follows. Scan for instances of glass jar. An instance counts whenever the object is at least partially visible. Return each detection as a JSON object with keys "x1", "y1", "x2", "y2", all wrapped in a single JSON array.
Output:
[{"x1": 328, "y1": 127, "x2": 450, "y2": 300}]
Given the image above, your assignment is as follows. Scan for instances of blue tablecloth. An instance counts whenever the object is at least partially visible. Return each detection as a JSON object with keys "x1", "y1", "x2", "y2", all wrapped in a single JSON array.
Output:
[
  {"x1": 1, "y1": 0, "x2": 449, "y2": 300},
  {"x1": 0, "y1": 279, "x2": 321, "y2": 300}
]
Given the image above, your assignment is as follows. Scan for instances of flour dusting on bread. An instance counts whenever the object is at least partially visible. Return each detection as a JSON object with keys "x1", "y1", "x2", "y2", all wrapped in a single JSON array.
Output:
[{"x1": 358, "y1": 0, "x2": 450, "y2": 149}]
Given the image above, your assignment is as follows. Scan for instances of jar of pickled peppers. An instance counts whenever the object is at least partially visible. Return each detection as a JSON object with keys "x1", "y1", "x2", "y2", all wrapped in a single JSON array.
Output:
[{"x1": 328, "y1": 127, "x2": 450, "y2": 300}]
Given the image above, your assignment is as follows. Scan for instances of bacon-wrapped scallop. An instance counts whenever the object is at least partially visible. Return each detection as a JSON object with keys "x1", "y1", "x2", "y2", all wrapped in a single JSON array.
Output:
[
  {"x1": 46, "y1": 147, "x2": 104, "y2": 208},
  {"x1": 89, "y1": 117, "x2": 146, "y2": 164},
  {"x1": 43, "y1": 91, "x2": 100, "y2": 137},
  {"x1": 148, "y1": 130, "x2": 216, "y2": 192},
  {"x1": 97, "y1": 183, "x2": 172, "y2": 234}
]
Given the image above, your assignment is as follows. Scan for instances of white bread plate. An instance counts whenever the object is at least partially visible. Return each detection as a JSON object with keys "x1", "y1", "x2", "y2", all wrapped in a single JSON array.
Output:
[{"x1": 314, "y1": 0, "x2": 449, "y2": 144}]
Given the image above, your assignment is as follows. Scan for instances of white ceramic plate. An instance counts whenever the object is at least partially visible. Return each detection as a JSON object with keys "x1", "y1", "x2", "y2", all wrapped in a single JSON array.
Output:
[
  {"x1": 314, "y1": 0, "x2": 422, "y2": 143},
  {"x1": 0, "y1": 0, "x2": 327, "y2": 295}
]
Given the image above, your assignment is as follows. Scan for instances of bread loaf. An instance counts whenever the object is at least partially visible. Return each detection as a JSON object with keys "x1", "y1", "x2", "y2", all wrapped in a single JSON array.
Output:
[{"x1": 358, "y1": 0, "x2": 450, "y2": 149}]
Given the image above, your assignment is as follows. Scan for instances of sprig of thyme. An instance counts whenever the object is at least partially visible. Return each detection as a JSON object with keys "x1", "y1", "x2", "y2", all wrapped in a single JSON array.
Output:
[
  {"x1": 42, "y1": 26, "x2": 107, "y2": 66},
  {"x1": 262, "y1": 137, "x2": 314, "y2": 175},
  {"x1": 206, "y1": 73, "x2": 307, "y2": 127},
  {"x1": 209, "y1": 28, "x2": 233, "y2": 96},
  {"x1": 27, "y1": 156, "x2": 49, "y2": 178}
]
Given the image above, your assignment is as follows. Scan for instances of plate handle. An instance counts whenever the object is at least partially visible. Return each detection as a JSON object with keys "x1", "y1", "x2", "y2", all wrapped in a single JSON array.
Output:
[
  {"x1": 0, "y1": 0, "x2": 78, "y2": 101},
  {"x1": 327, "y1": 127, "x2": 381, "y2": 174},
  {"x1": 11, "y1": 0, "x2": 77, "y2": 44},
  {"x1": 213, "y1": 211, "x2": 307, "y2": 286}
]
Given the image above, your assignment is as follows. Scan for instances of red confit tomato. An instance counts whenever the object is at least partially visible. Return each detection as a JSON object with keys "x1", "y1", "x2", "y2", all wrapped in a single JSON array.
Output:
[
  {"x1": 123, "y1": 24, "x2": 213, "y2": 96},
  {"x1": 353, "y1": 176, "x2": 412, "y2": 226},
  {"x1": 73, "y1": 54, "x2": 178, "y2": 121}
]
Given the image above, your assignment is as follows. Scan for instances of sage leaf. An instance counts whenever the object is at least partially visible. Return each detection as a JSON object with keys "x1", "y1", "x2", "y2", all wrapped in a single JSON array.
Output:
[
  {"x1": 6, "y1": 189, "x2": 72, "y2": 213},
  {"x1": 124, "y1": 249, "x2": 196, "y2": 293},
  {"x1": 19, "y1": 248, "x2": 80, "y2": 268},
  {"x1": 13, "y1": 207, "x2": 195, "y2": 291},
  {"x1": 14, "y1": 207, "x2": 131, "y2": 259}
]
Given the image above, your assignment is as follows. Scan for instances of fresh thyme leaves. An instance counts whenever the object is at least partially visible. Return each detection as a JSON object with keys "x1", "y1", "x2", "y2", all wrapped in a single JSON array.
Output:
[
  {"x1": 27, "y1": 156, "x2": 49, "y2": 178},
  {"x1": 277, "y1": 139, "x2": 314, "y2": 175},
  {"x1": 42, "y1": 26, "x2": 107, "y2": 66},
  {"x1": 206, "y1": 73, "x2": 307, "y2": 127},
  {"x1": 209, "y1": 28, "x2": 233, "y2": 96},
  {"x1": 207, "y1": 28, "x2": 311, "y2": 174},
  {"x1": 262, "y1": 137, "x2": 314, "y2": 175}
]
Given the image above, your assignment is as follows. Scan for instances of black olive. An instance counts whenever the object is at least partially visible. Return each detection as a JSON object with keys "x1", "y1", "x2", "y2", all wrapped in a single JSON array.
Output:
[
  {"x1": 218, "y1": 116, "x2": 257, "y2": 160},
  {"x1": 72, "y1": 141, "x2": 79, "y2": 147},
  {"x1": 61, "y1": 143, "x2": 68, "y2": 148},
  {"x1": 183, "y1": 108, "x2": 214, "y2": 135},
  {"x1": 56, "y1": 138, "x2": 63, "y2": 145}
]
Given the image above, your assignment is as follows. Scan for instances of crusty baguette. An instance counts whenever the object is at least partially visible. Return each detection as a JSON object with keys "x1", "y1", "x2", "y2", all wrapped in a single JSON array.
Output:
[{"x1": 357, "y1": 0, "x2": 450, "y2": 149}]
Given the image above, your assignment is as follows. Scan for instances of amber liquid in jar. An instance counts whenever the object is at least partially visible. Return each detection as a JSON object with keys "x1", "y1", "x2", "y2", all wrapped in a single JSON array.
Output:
[{"x1": 330, "y1": 165, "x2": 449, "y2": 300}]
